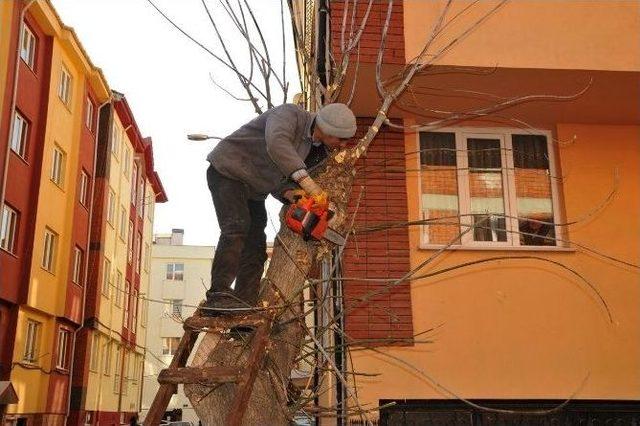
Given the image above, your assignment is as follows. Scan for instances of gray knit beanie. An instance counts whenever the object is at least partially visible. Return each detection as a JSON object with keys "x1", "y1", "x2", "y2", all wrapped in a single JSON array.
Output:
[{"x1": 316, "y1": 103, "x2": 357, "y2": 139}]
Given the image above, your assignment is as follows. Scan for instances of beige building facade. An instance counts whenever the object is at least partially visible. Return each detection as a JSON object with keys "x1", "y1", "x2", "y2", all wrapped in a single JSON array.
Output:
[{"x1": 140, "y1": 229, "x2": 213, "y2": 424}]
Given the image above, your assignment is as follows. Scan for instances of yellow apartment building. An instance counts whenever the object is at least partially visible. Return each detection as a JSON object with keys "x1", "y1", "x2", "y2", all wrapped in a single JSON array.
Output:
[{"x1": 2, "y1": 0, "x2": 110, "y2": 424}]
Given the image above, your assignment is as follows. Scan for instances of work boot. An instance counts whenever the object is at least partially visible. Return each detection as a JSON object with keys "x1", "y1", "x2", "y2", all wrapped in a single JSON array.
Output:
[{"x1": 201, "y1": 292, "x2": 249, "y2": 317}]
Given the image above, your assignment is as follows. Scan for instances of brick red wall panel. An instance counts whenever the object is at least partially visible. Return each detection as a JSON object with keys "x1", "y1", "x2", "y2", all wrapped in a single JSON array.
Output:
[
  {"x1": 330, "y1": 1, "x2": 405, "y2": 65},
  {"x1": 343, "y1": 119, "x2": 413, "y2": 345},
  {"x1": 0, "y1": 11, "x2": 52, "y2": 305}
]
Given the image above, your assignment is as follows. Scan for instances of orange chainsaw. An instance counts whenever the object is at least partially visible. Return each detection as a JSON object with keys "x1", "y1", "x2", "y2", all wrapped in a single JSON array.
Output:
[{"x1": 285, "y1": 193, "x2": 345, "y2": 245}]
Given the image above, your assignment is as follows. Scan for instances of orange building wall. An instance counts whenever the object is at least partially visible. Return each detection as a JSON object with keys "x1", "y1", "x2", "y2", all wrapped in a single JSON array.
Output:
[
  {"x1": 349, "y1": 123, "x2": 639, "y2": 409},
  {"x1": 403, "y1": 0, "x2": 640, "y2": 71}
]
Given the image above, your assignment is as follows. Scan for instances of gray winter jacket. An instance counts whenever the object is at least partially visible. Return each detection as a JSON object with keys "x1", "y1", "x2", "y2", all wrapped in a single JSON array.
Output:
[{"x1": 207, "y1": 104, "x2": 317, "y2": 199}]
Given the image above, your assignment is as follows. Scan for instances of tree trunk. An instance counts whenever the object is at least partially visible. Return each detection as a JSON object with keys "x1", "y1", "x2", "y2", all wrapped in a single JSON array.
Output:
[{"x1": 185, "y1": 153, "x2": 356, "y2": 425}]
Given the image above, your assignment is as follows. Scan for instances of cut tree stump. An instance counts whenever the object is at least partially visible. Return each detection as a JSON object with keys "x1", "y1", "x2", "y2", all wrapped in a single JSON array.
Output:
[{"x1": 184, "y1": 154, "x2": 354, "y2": 425}]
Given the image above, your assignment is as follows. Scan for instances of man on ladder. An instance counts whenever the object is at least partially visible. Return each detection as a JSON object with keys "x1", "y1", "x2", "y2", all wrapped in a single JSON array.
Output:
[{"x1": 204, "y1": 103, "x2": 357, "y2": 316}]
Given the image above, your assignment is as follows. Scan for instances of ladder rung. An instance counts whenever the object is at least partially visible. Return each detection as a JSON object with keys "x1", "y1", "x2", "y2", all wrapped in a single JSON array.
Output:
[
  {"x1": 183, "y1": 314, "x2": 266, "y2": 331},
  {"x1": 158, "y1": 366, "x2": 242, "y2": 385}
]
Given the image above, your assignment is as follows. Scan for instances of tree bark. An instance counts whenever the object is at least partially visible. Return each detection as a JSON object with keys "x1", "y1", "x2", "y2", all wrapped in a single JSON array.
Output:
[{"x1": 185, "y1": 153, "x2": 356, "y2": 425}]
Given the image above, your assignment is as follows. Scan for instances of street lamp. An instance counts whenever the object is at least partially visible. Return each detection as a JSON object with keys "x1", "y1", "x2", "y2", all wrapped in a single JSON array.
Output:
[{"x1": 186, "y1": 133, "x2": 223, "y2": 141}]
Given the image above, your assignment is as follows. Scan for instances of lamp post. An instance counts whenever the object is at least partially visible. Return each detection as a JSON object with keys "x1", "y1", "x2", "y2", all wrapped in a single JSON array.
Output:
[{"x1": 186, "y1": 133, "x2": 222, "y2": 141}]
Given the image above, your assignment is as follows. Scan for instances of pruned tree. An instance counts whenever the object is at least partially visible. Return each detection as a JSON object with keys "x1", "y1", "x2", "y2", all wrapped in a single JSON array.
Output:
[{"x1": 143, "y1": 1, "x2": 631, "y2": 425}]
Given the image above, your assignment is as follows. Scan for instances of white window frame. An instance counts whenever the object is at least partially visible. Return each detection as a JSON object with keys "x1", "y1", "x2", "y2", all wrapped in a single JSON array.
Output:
[
  {"x1": 416, "y1": 127, "x2": 562, "y2": 250},
  {"x1": 20, "y1": 23, "x2": 36, "y2": 70},
  {"x1": 23, "y1": 319, "x2": 41, "y2": 363},
  {"x1": 114, "y1": 270, "x2": 123, "y2": 307},
  {"x1": 56, "y1": 327, "x2": 71, "y2": 370},
  {"x1": 162, "y1": 337, "x2": 180, "y2": 356},
  {"x1": 1, "y1": 204, "x2": 19, "y2": 254},
  {"x1": 124, "y1": 280, "x2": 131, "y2": 327},
  {"x1": 131, "y1": 163, "x2": 138, "y2": 204},
  {"x1": 147, "y1": 196, "x2": 154, "y2": 221},
  {"x1": 121, "y1": 352, "x2": 129, "y2": 396},
  {"x1": 118, "y1": 207, "x2": 127, "y2": 240},
  {"x1": 72, "y1": 246, "x2": 83, "y2": 285},
  {"x1": 113, "y1": 345, "x2": 121, "y2": 393},
  {"x1": 135, "y1": 233, "x2": 142, "y2": 273},
  {"x1": 140, "y1": 296, "x2": 147, "y2": 327},
  {"x1": 137, "y1": 179, "x2": 145, "y2": 218},
  {"x1": 111, "y1": 122, "x2": 121, "y2": 158},
  {"x1": 10, "y1": 111, "x2": 29, "y2": 159},
  {"x1": 132, "y1": 289, "x2": 139, "y2": 330},
  {"x1": 144, "y1": 243, "x2": 150, "y2": 272},
  {"x1": 165, "y1": 263, "x2": 184, "y2": 281},
  {"x1": 127, "y1": 221, "x2": 134, "y2": 263},
  {"x1": 89, "y1": 333, "x2": 100, "y2": 372},
  {"x1": 165, "y1": 299, "x2": 183, "y2": 317},
  {"x1": 42, "y1": 228, "x2": 57, "y2": 273},
  {"x1": 79, "y1": 170, "x2": 89, "y2": 207},
  {"x1": 106, "y1": 189, "x2": 115, "y2": 226},
  {"x1": 124, "y1": 147, "x2": 131, "y2": 177},
  {"x1": 58, "y1": 65, "x2": 72, "y2": 106},
  {"x1": 102, "y1": 257, "x2": 111, "y2": 297},
  {"x1": 103, "y1": 340, "x2": 112, "y2": 376},
  {"x1": 85, "y1": 97, "x2": 94, "y2": 131},
  {"x1": 132, "y1": 354, "x2": 140, "y2": 385},
  {"x1": 50, "y1": 145, "x2": 65, "y2": 187}
]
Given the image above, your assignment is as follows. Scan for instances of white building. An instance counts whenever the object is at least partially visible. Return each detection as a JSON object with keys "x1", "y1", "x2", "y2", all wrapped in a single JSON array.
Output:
[{"x1": 140, "y1": 229, "x2": 213, "y2": 424}]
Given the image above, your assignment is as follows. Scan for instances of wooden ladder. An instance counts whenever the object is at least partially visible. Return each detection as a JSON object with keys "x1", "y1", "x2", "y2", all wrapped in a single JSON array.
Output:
[{"x1": 143, "y1": 303, "x2": 277, "y2": 426}]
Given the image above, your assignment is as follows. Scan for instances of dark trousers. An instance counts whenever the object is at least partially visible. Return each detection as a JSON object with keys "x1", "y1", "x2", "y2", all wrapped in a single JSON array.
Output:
[{"x1": 206, "y1": 165, "x2": 268, "y2": 305}]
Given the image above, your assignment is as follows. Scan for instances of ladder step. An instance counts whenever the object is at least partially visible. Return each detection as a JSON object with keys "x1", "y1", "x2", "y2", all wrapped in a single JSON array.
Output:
[
  {"x1": 183, "y1": 313, "x2": 266, "y2": 331},
  {"x1": 158, "y1": 366, "x2": 243, "y2": 385}
]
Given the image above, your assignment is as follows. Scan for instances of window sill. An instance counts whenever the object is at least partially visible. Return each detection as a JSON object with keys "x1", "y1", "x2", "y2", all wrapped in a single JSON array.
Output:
[
  {"x1": 41, "y1": 266, "x2": 56, "y2": 276},
  {"x1": 50, "y1": 180, "x2": 65, "y2": 193},
  {"x1": 0, "y1": 247, "x2": 18, "y2": 258},
  {"x1": 21, "y1": 57, "x2": 36, "y2": 75},
  {"x1": 418, "y1": 244, "x2": 576, "y2": 252},
  {"x1": 10, "y1": 149, "x2": 30, "y2": 166},
  {"x1": 58, "y1": 97, "x2": 72, "y2": 114}
]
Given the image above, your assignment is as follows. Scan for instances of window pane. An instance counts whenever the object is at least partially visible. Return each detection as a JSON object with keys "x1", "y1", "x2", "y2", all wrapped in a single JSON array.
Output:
[
  {"x1": 85, "y1": 98, "x2": 94, "y2": 130},
  {"x1": 102, "y1": 259, "x2": 110, "y2": 295},
  {"x1": 90, "y1": 334, "x2": 100, "y2": 371},
  {"x1": 24, "y1": 320, "x2": 39, "y2": 362},
  {"x1": 20, "y1": 25, "x2": 36, "y2": 69},
  {"x1": 172, "y1": 299, "x2": 183, "y2": 316},
  {"x1": 1, "y1": 204, "x2": 18, "y2": 253},
  {"x1": 513, "y1": 135, "x2": 556, "y2": 246},
  {"x1": 56, "y1": 329, "x2": 69, "y2": 369},
  {"x1": 419, "y1": 132, "x2": 460, "y2": 244},
  {"x1": 42, "y1": 229, "x2": 56, "y2": 271},
  {"x1": 467, "y1": 138, "x2": 507, "y2": 242},
  {"x1": 115, "y1": 271, "x2": 123, "y2": 306},
  {"x1": 11, "y1": 112, "x2": 28, "y2": 158},
  {"x1": 72, "y1": 247, "x2": 82, "y2": 284}
]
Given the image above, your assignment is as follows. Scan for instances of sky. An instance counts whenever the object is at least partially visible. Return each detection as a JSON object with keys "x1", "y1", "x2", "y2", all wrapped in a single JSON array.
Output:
[{"x1": 50, "y1": 0, "x2": 301, "y2": 246}]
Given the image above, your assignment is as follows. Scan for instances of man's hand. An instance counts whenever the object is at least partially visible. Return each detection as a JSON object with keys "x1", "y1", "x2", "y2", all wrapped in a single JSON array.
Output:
[
  {"x1": 298, "y1": 176, "x2": 322, "y2": 197},
  {"x1": 282, "y1": 189, "x2": 305, "y2": 204}
]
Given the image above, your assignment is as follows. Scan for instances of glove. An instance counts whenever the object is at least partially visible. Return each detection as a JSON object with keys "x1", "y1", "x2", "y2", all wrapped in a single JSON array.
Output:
[
  {"x1": 298, "y1": 176, "x2": 328, "y2": 206},
  {"x1": 298, "y1": 176, "x2": 321, "y2": 196}
]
